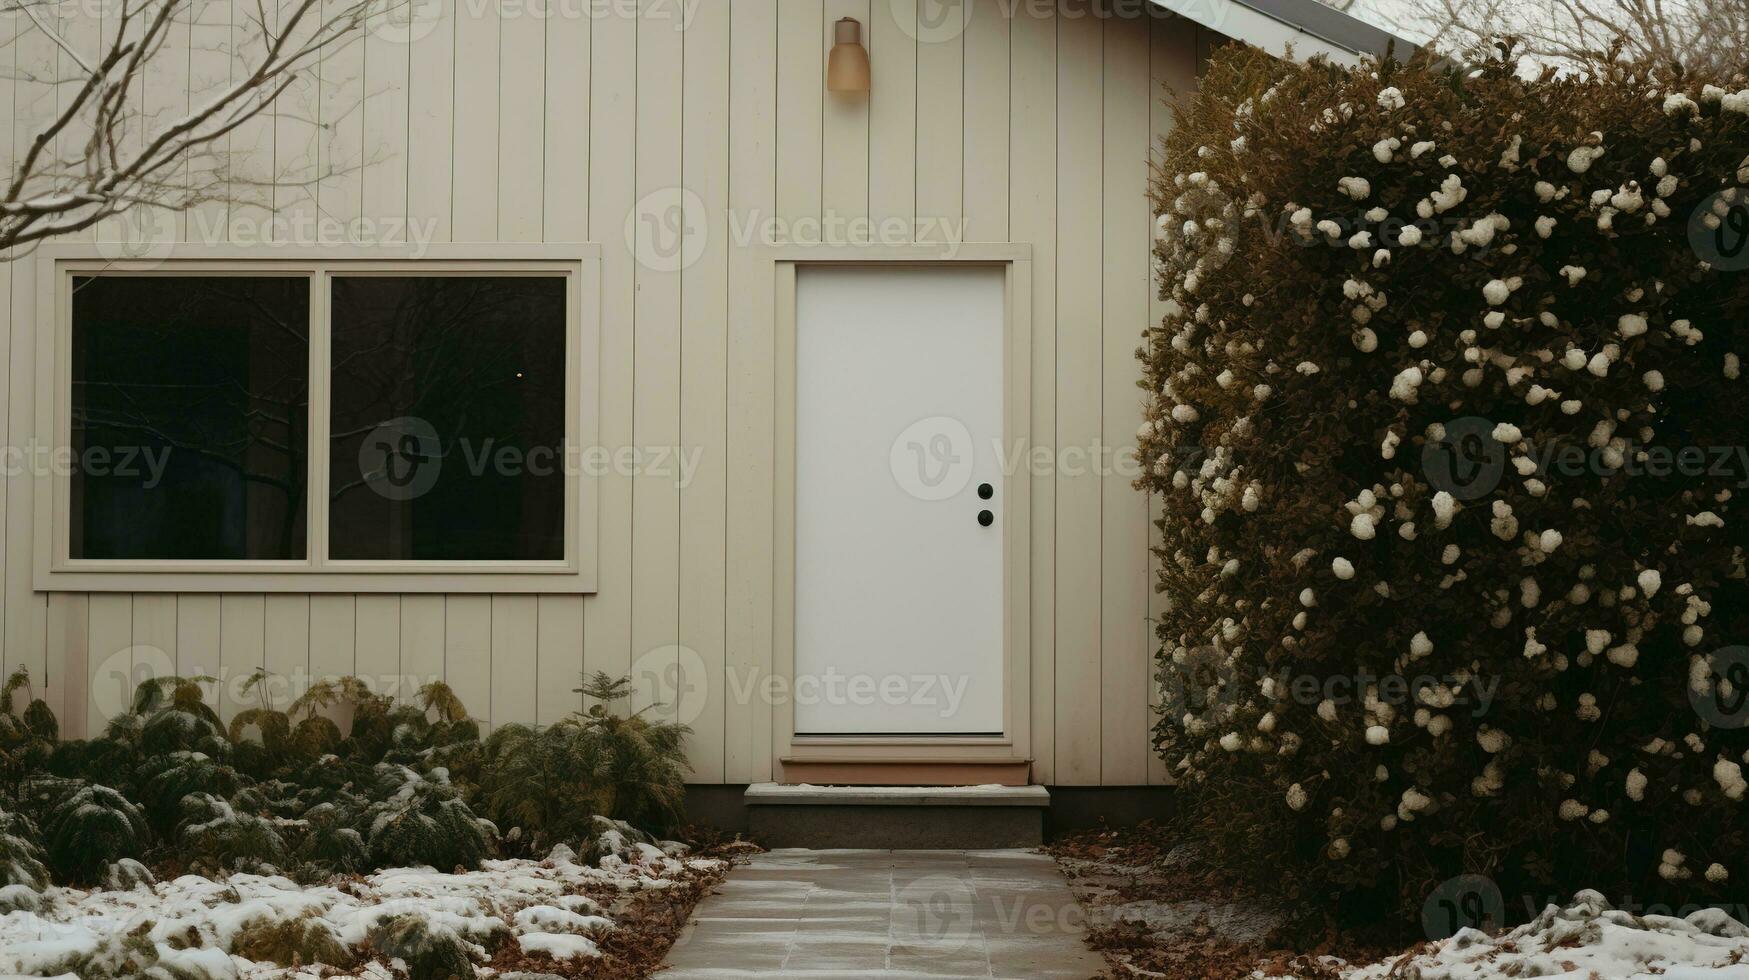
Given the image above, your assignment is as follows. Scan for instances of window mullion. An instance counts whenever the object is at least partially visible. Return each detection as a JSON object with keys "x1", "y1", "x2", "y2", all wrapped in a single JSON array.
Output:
[{"x1": 308, "y1": 269, "x2": 332, "y2": 570}]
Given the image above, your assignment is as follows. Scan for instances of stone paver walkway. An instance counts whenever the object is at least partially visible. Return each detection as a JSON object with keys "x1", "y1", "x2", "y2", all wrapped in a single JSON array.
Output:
[{"x1": 660, "y1": 848, "x2": 1106, "y2": 979}]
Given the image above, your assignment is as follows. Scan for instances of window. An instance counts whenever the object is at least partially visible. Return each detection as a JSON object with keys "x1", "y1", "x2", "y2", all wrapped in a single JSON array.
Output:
[{"x1": 38, "y1": 245, "x2": 600, "y2": 593}]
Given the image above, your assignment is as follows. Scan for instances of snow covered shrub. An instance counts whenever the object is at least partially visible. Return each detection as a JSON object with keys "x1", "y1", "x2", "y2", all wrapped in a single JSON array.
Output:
[
  {"x1": 368, "y1": 912, "x2": 482, "y2": 980},
  {"x1": 137, "y1": 752, "x2": 242, "y2": 837},
  {"x1": 0, "y1": 667, "x2": 58, "y2": 777},
  {"x1": 177, "y1": 792, "x2": 288, "y2": 874},
  {"x1": 1144, "y1": 46, "x2": 1749, "y2": 923},
  {"x1": 293, "y1": 799, "x2": 371, "y2": 875},
  {"x1": 101, "y1": 856, "x2": 154, "y2": 890},
  {"x1": 44, "y1": 784, "x2": 149, "y2": 883},
  {"x1": 0, "y1": 807, "x2": 49, "y2": 891},
  {"x1": 361, "y1": 764, "x2": 496, "y2": 871},
  {"x1": 105, "y1": 676, "x2": 229, "y2": 760}
]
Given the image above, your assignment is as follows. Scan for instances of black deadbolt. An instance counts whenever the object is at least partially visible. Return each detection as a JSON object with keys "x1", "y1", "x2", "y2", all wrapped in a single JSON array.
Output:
[
  {"x1": 978, "y1": 510, "x2": 994, "y2": 527},
  {"x1": 977, "y1": 483, "x2": 994, "y2": 499}
]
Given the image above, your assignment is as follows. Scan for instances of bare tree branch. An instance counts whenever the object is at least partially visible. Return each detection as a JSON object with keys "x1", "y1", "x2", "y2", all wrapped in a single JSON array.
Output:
[{"x1": 0, "y1": 0, "x2": 388, "y2": 257}]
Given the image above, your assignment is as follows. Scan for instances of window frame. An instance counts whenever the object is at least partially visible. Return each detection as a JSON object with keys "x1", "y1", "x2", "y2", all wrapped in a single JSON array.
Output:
[{"x1": 34, "y1": 243, "x2": 601, "y2": 594}]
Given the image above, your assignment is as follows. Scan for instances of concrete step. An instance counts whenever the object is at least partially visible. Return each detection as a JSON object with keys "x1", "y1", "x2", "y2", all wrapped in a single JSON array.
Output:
[{"x1": 744, "y1": 782, "x2": 1050, "y2": 849}]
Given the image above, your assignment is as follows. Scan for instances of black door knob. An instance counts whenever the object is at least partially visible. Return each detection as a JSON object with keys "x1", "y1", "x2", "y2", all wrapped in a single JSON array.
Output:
[
  {"x1": 978, "y1": 510, "x2": 994, "y2": 527},
  {"x1": 977, "y1": 483, "x2": 994, "y2": 499}
]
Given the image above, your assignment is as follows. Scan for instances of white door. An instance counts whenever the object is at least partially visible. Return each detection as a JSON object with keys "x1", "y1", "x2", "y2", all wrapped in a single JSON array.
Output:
[{"x1": 794, "y1": 265, "x2": 1006, "y2": 735}]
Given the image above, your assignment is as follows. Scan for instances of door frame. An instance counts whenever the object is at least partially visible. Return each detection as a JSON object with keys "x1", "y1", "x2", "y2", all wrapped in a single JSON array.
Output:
[{"x1": 761, "y1": 243, "x2": 1033, "y2": 774}]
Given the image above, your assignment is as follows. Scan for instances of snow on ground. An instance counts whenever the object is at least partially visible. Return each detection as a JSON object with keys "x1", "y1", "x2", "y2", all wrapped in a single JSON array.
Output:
[
  {"x1": 0, "y1": 830, "x2": 723, "y2": 979},
  {"x1": 1261, "y1": 891, "x2": 1749, "y2": 980}
]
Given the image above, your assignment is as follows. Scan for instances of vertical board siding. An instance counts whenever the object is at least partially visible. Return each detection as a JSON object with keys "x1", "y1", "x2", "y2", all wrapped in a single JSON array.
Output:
[
  {"x1": 583, "y1": 3, "x2": 637, "y2": 713},
  {"x1": 354, "y1": 595, "x2": 402, "y2": 698},
  {"x1": 218, "y1": 596, "x2": 266, "y2": 718},
  {"x1": 963, "y1": 0, "x2": 1010, "y2": 243},
  {"x1": 1052, "y1": 0, "x2": 1104, "y2": 785},
  {"x1": 1010, "y1": 2, "x2": 1058, "y2": 785},
  {"x1": 451, "y1": 2, "x2": 501, "y2": 241},
  {"x1": 628, "y1": 0, "x2": 684, "y2": 721},
  {"x1": 14, "y1": 0, "x2": 1199, "y2": 787},
  {"x1": 679, "y1": 0, "x2": 731, "y2": 782},
  {"x1": 1099, "y1": 12, "x2": 1151, "y2": 786},
  {"x1": 724, "y1": 0, "x2": 779, "y2": 785},
  {"x1": 914, "y1": 0, "x2": 964, "y2": 245},
  {"x1": 867, "y1": 0, "x2": 916, "y2": 240}
]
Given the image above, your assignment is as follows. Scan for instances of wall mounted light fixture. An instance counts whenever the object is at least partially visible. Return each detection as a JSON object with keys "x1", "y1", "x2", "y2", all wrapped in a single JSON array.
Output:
[{"x1": 826, "y1": 17, "x2": 870, "y2": 93}]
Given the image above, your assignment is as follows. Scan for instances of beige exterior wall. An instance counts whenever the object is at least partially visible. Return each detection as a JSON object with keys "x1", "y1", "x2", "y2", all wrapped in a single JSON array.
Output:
[{"x1": 1, "y1": 0, "x2": 1209, "y2": 786}]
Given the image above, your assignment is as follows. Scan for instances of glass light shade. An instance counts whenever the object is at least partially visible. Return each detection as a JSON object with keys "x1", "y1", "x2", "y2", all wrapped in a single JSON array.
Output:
[{"x1": 827, "y1": 18, "x2": 870, "y2": 92}]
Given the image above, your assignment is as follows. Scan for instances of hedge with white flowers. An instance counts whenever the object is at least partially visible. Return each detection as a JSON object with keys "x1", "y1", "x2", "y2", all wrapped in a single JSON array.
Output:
[{"x1": 1143, "y1": 47, "x2": 1749, "y2": 923}]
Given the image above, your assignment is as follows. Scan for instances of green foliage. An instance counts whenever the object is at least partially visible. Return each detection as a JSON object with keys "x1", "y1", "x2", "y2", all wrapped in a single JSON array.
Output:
[
  {"x1": 45, "y1": 784, "x2": 150, "y2": 884},
  {"x1": 138, "y1": 753, "x2": 242, "y2": 838},
  {"x1": 573, "y1": 672, "x2": 692, "y2": 834},
  {"x1": 477, "y1": 723, "x2": 602, "y2": 853},
  {"x1": 361, "y1": 765, "x2": 495, "y2": 871},
  {"x1": 1143, "y1": 45, "x2": 1749, "y2": 925},
  {"x1": 178, "y1": 793, "x2": 288, "y2": 874},
  {"x1": 292, "y1": 800, "x2": 371, "y2": 876},
  {"x1": 368, "y1": 913, "x2": 481, "y2": 980},
  {"x1": 4, "y1": 669, "x2": 692, "y2": 884},
  {"x1": 0, "y1": 807, "x2": 49, "y2": 890}
]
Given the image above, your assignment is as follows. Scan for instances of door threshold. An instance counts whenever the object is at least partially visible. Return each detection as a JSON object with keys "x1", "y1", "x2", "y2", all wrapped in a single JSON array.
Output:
[{"x1": 778, "y1": 757, "x2": 1031, "y2": 786}]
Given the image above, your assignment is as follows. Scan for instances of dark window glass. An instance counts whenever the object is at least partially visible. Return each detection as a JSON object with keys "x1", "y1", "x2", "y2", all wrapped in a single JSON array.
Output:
[
  {"x1": 70, "y1": 276, "x2": 310, "y2": 560},
  {"x1": 328, "y1": 276, "x2": 567, "y2": 561}
]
